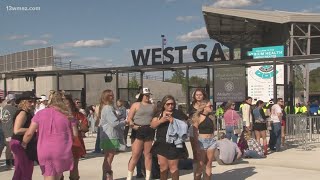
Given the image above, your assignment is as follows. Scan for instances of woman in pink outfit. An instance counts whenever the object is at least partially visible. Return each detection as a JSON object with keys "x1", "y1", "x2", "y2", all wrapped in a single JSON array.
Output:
[
  {"x1": 10, "y1": 91, "x2": 40, "y2": 180},
  {"x1": 223, "y1": 101, "x2": 241, "y2": 143},
  {"x1": 22, "y1": 90, "x2": 78, "y2": 180}
]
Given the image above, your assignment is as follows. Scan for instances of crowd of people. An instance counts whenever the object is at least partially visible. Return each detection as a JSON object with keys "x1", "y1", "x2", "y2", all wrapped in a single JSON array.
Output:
[{"x1": 0, "y1": 87, "x2": 318, "y2": 180}]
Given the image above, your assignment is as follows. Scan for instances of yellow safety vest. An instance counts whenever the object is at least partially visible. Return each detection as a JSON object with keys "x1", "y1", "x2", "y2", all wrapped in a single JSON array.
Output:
[
  {"x1": 300, "y1": 106, "x2": 307, "y2": 113},
  {"x1": 215, "y1": 107, "x2": 224, "y2": 116},
  {"x1": 263, "y1": 102, "x2": 270, "y2": 113},
  {"x1": 285, "y1": 106, "x2": 291, "y2": 114}
]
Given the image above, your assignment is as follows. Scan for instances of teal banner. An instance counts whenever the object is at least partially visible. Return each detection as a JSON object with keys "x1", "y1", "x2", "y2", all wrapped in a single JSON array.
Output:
[{"x1": 247, "y1": 46, "x2": 284, "y2": 59}]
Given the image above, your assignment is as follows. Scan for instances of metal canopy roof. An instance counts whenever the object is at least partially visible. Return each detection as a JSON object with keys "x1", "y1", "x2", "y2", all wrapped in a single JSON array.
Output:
[
  {"x1": 3, "y1": 54, "x2": 320, "y2": 79},
  {"x1": 202, "y1": 7, "x2": 320, "y2": 24},
  {"x1": 202, "y1": 7, "x2": 320, "y2": 49}
]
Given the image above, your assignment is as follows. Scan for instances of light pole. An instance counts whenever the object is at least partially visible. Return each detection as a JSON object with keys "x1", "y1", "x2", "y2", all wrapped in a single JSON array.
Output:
[
  {"x1": 69, "y1": 59, "x2": 72, "y2": 69},
  {"x1": 161, "y1": 35, "x2": 166, "y2": 81}
]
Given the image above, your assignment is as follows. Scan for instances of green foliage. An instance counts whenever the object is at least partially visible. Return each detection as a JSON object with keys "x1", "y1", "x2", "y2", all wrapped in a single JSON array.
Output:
[
  {"x1": 309, "y1": 67, "x2": 320, "y2": 92},
  {"x1": 165, "y1": 70, "x2": 187, "y2": 92},
  {"x1": 165, "y1": 70, "x2": 208, "y2": 92},
  {"x1": 189, "y1": 76, "x2": 207, "y2": 87},
  {"x1": 128, "y1": 76, "x2": 139, "y2": 88}
]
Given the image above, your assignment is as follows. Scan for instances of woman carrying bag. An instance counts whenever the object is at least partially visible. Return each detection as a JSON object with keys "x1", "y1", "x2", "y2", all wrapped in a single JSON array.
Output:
[
  {"x1": 10, "y1": 91, "x2": 40, "y2": 180},
  {"x1": 223, "y1": 101, "x2": 241, "y2": 143},
  {"x1": 253, "y1": 100, "x2": 268, "y2": 155}
]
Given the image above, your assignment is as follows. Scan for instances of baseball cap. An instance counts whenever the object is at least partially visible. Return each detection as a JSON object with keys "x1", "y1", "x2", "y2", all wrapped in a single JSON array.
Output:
[
  {"x1": 40, "y1": 95, "x2": 48, "y2": 102},
  {"x1": 142, "y1": 88, "x2": 152, "y2": 95},
  {"x1": 5, "y1": 94, "x2": 16, "y2": 101}
]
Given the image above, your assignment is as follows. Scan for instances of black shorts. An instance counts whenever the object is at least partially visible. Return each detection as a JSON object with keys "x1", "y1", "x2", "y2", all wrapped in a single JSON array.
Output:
[
  {"x1": 151, "y1": 141, "x2": 188, "y2": 160},
  {"x1": 254, "y1": 122, "x2": 267, "y2": 131},
  {"x1": 130, "y1": 125, "x2": 155, "y2": 141}
]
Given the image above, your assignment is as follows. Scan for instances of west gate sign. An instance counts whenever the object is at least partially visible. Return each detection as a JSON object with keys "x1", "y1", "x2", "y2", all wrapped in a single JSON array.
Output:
[{"x1": 131, "y1": 43, "x2": 233, "y2": 66}]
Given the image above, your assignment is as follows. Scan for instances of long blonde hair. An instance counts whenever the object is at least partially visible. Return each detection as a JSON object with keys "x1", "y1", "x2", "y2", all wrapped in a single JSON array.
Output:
[
  {"x1": 18, "y1": 100, "x2": 32, "y2": 112},
  {"x1": 48, "y1": 90, "x2": 73, "y2": 120},
  {"x1": 191, "y1": 99, "x2": 215, "y2": 127},
  {"x1": 97, "y1": 89, "x2": 113, "y2": 120}
]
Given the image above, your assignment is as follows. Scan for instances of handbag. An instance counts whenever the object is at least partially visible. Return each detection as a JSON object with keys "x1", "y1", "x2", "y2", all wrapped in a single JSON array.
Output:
[
  {"x1": 232, "y1": 111, "x2": 241, "y2": 134},
  {"x1": 25, "y1": 134, "x2": 38, "y2": 162}
]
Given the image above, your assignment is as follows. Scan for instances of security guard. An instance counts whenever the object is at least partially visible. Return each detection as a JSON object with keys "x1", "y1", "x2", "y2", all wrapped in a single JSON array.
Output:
[
  {"x1": 215, "y1": 105, "x2": 224, "y2": 130},
  {"x1": 295, "y1": 103, "x2": 301, "y2": 114},
  {"x1": 299, "y1": 103, "x2": 308, "y2": 114}
]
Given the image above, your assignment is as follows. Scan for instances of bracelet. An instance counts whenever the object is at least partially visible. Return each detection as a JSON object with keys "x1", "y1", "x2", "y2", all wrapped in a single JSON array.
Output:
[{"x1": 21, "y1": 141, "x2": 27, "y2": 148}]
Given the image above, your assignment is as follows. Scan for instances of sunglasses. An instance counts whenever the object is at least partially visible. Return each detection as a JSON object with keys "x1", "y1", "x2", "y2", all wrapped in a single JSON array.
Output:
[
  {"x1": 165, "y1": 103, "x2": 174, "y2": 106},
  {"x1": 232, "y1": 104, "x2": 235, "y2": 106},
  {"x1": 206, "y1": 105, "x2": 213, "y2": 108},
  {"x1": 76, "y1": 101, "x2": 81, "y2": 104}
]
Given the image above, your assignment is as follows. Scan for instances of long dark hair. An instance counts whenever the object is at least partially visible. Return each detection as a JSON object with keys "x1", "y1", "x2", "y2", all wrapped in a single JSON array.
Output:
[
  {"x1": 256, "y1": 100, "x2": 264, "y2": 107},
  {"x1": 155, "y1": 95, "x2": 176, "y2": 118},
  {"x1": 64, "y1": 95, "x2": 78, "y2": 113},
  {"x1": 191, "y1": 88, "x2": 208, "y2": 105},
  {"x1": 98, "y1": 89, "x2": 113, "y2": 120}
]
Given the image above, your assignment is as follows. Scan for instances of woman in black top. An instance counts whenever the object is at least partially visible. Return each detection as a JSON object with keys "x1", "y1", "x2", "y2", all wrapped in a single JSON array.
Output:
[
  {"x1": 10, "y1": 91, "x2": 39, "y2": 180},
  {"x1": 188, "y1": 88, "x2": 208, "y2": 176},
  {"x1": 191, "y1": 99, "x2": 216, "y2": 180},
  {"x1": 253, "y1": 100, "x2": 268, "y2": 155},
  {"x1": 151, "y1": 95, "x2": 188, "y2": 180}
]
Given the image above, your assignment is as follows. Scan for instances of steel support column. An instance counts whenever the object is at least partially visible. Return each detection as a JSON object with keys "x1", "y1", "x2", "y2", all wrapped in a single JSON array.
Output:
[
  {"x1": 140, "y1": 71, "x2": 144, "y2": 88},
  {"x1": 4, "y1": 78, "x2": 7, "y2": 97},
  {"x1": 304, "y1": 24, "x2": 311, "y2": 104},
  {"x1": 273, "y1": 59, "x2": 277, "y2": 101},
  {"x1": 212, "y1": 67, "x2": 216, "y2": 110},
  {"x1": 83, "y1": 74, "x2": 87, "y2": 108},
  {"x1": 33, "y1": 77, "x2": 37, "y2": 95},
  {"x1": 207, "y1": 67, "x2": 210, "y2": 98},
  {"x1": 56, "y1": 74, "x2": 60, "y2": 91},
  {"x1": 186, "y1": 67, "x2": 190, "y2": 112},
  {"x1": 116, "y1": 71, "x2": 119, "y2": 100}
]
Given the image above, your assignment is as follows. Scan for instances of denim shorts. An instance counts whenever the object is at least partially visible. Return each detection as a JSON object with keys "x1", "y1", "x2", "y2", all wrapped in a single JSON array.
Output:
[{"x1": 198, "y1": 137, "x2": 216, "y2": 150}]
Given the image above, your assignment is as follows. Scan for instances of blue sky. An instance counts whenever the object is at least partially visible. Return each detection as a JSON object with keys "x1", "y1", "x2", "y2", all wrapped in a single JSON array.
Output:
[{"x1": 1, "y1": 0, "x2": 320, "y2": 68}]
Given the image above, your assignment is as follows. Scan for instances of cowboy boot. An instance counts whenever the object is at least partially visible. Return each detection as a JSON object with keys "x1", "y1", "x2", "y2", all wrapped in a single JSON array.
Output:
[
  {"x1": 171, "y1": 170, "x2": 179, "y2": 180},
  {"x1": 264, "y1": 145, "x2": 268, "y2": 156},
  {"x1": 106, "y1": 170, "x2": 113, "y2": 180},
  {"x1": 194, "y1": 174, "x2": 202, "y2": 180},
  {"x1": 160, "y1": 170, "x2": 168, "y2": 180},
  {"x1": 69, "y1": 176, "x2": 80, "y2": 180},
  {"x1": 204, "y1": 173, "x2": 212, "y2": 180}
]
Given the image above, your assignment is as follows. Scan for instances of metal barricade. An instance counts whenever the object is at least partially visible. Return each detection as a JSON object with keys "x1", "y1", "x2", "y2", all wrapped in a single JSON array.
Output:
[
  {"x1": 308, "y1": 116, "x2": 320, "y2": 144},
  {"x1": 286, "y1": 114, "x2": 308, "y2": 149},
  {"x1": 286, "y1": 115, "x2": 320, "y2": 150}
]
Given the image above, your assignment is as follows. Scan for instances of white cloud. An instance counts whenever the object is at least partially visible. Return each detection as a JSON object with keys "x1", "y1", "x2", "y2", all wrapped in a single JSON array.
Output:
[
  {"x1": 7, "y1": 34, "x2": 29, "y2": 40},
  {"x1": 176, "y1": 16, "x2": 199, "y2": 22},
  {"x1": 40, "y1": 34, "x2": 53, "y2": 39},
  {"x1": 176, "y1": 27, "x2": 209, "y2": 43},
  {"x1": 76, "y1": 57, "x2": 114, "y2": 67},
  {"x1": 23, "y1": 40, "x2": 48, "y2": 46},
  {"x1": 165, "y1": 0, "x2": 177, "y2": 3},
  {"x1": 301, "y1": 6, "x2": 320, "y2": 13},
  {"x1": 62, "y1": 38, "x2": 120, "y2": 48},
  {"x1": 211, "y1": 0, "x2": 262, "y2": 8},
  {"x1": 142, "y1": 45, "x2": 162, "y2": 49},
  {"x1": 53, "y1": 49, "x2": 76, "y2": 58}
]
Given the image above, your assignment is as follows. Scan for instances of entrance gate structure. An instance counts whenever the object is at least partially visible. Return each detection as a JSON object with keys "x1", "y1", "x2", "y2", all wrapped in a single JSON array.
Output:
[
  {"x1": 202, "y1": 7, "x2": 320, "y2": 111},
  {"x1": 1, "y1": 8, "x2": 320, "y2": 113}
]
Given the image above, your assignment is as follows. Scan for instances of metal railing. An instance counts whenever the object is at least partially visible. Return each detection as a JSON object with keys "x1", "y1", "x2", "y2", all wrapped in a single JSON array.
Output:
[{"x1": 286, "y1": 114, "x2": 320, "y2": 150}]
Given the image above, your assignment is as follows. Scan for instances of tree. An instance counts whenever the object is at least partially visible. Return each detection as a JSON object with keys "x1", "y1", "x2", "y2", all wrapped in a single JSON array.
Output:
[
  {"x1": 309, "y1": 67, "x2": 320, "y2": 92},
  {"x1": 189, "y1": 76, "x2": 207, "y2": 87},
  {"x1": 165, "y1": 70, "x2": 187, "y2": 92},
  {"x1": 165, "y1": 70, "x2": 209, "y2": 92},
  {"x1": 128, "y1": 76, "x2": 139, "y2": 88}
]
